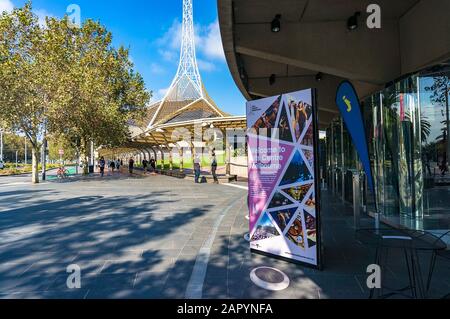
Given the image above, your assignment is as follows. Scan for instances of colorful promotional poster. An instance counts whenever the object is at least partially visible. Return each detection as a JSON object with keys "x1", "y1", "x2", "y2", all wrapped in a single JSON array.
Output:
[{"x1": 247, "y1": 89, "x2": 320, "y2": 267}]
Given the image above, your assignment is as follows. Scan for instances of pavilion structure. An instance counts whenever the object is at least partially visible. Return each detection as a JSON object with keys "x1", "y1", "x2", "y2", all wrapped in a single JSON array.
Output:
[{"x1": 100, "y1": 0, "x2": 247, "y2": 177}]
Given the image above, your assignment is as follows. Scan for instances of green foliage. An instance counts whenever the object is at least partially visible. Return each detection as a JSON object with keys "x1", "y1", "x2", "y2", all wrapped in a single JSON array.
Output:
[{"x1": 0, "y1": 2, "x2": 151, "y2": 181}]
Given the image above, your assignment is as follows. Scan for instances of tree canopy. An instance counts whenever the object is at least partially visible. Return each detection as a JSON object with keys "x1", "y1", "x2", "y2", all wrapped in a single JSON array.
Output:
[{"x1": 0, "y1": 2, "x2": 151, "y2": 181}]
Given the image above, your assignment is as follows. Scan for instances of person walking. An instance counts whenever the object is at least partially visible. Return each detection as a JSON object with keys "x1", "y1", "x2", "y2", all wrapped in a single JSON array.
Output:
[
  {"x1": 110, "y1": 159, "x2": 116, "y2": 173},
  {"x1": 211, "y1": 148, "x2": 218, "y2": 184},
  {"x1": 150, "y1": 157, "x2": 156, "y2": 172},
  {"x1": 194, "y1": 153, "x2": 201, "y2": 183},
  {"x1": 142, "y1": 159, "x2": 148, "y2": 173},
  {"x1": 115, "y1": 159, "x2": 121, "y2": 172},
  {"x1": 129, "y1": 157, "x2": 135, "y2": 175},
  {"x1": 99, "y1": 156, "x2": 106, "y2": 177}
]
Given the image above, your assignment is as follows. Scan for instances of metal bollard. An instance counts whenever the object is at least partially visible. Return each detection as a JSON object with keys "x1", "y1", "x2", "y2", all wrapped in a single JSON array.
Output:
[{"x1": 352, "y1": 172, "x2": 361, "y2": 229}]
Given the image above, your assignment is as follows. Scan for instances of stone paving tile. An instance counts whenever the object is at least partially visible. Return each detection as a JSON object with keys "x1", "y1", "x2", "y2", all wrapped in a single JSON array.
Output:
[{"x1": 1, "y1": 174, "x2": 449, "y2": 299}]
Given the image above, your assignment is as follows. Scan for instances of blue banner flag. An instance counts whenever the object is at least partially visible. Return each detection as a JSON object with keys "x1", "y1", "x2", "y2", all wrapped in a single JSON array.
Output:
[{"x1": 335, "y1": 81, "x2": 374, "y2": 190}]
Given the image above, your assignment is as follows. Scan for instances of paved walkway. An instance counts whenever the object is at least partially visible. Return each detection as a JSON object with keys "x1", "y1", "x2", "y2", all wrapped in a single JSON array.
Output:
[{"x1": 0, "y1": 173, "x2": 449, "y2": 299}]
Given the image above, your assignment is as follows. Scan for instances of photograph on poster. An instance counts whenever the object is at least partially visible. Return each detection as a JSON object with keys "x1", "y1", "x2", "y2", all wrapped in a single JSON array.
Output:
[
  {"x1": 252, "y1": 95, "x2": 281, "y2": 133},
  {"x1": 303, "y1": 149, "x2": 314, "y2": 169},
  {"x1": 268, "y1": 192, "x2": 294, "y2": 209},
  {"x1": 269, "y1": 207, "x2": 298, "y2": 233},
  {"x1": 286, "y1": 213, "x2": 305, "y2": 249},
  {"x1": 301, "y1": 123, "x2": 314, "y2": 146},
  {"x1": 251, "y1": 213, "x2": 280, "y2": 241},
  {"x1": 288, "y1": 98, "x2": 313, "y2": 142},
  {"x1": 305, "y1": 193, "x2": 316, "y2": 209},
  {"x1": 305, "y1": 211, "x2": 317, "y2": 247},
  {"x1": 281, "y1": 183, "x2": 313, "y2": 202},
  {"x1": 247, "y1": 88, "x2": 320, "y2": 267},
  {"x1": 277, "y1": 103, "x2": 293, "y2": 142},
  {"x1": 279, "y1": 151, "x2": 312, "y2": 186}
]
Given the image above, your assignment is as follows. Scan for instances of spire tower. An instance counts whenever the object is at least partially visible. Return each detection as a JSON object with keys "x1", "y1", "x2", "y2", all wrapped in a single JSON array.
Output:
[{"x1": 148, "y1": 0, "x2": 223, "y2": 128}]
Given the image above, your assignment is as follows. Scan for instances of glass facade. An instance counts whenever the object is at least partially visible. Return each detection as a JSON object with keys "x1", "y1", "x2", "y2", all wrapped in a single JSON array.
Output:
[{"x1": 326, "y1": 63, "x2": 450, "y2": 231}]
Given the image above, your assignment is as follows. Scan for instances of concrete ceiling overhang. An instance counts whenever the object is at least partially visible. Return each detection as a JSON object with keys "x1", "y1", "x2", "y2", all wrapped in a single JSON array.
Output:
[{"x1": 218, "y1": 0, "x2": 450, "y2": 129}]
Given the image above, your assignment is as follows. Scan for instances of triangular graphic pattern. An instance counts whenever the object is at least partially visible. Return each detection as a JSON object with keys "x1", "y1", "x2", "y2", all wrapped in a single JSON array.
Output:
[
  {"x1": 269, "y1": 207, "x2": 298, "y2": 233},
  {"x1": 251, "y1": 213, "x2": 280, "y2": 242},
  {"x1": 277, "y1": 102, "x2": 293, "y2": 142},
  {"x1": 248, "y1": 89, "x2": 319, "y2": 266},
  {"x1": 268, "y1": 191, "x2": 295, "y2": 209},
  {"x1": 281, "y1": 183, "x2": 313, "y2": 203},
  {"x1": 279, "y1": 151, "x2": 312, "y2": 186}
]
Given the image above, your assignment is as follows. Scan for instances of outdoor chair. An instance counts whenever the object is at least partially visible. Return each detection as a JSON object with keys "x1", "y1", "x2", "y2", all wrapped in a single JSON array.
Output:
[{"x1": 426, "y1": 230, "x2": 450, "y2": 299}]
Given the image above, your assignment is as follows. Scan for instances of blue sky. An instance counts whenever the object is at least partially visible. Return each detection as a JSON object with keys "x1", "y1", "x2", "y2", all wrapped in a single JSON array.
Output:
[{"x1": 0, "y1": 0, "x2": 247, "y2": 115}]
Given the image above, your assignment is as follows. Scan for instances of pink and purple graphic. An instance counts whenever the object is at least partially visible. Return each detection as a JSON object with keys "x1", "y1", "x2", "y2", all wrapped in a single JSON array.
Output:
[{"x1": 246, "y1": 89, "x2": 320, "y2": 267}]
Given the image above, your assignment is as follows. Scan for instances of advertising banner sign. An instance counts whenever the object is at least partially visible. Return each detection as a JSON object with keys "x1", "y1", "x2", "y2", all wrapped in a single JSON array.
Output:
[
  {"x1": 335, "y1": 81, "x2": 374, "y2": 190},
  {"x1": 247, "y1": 89, "x2": 321, "y2": 268}
]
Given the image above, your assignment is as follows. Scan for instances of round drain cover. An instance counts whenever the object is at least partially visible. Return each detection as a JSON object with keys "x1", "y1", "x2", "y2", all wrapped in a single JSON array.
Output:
[
  {"x1": 250, "y1": 267, "x2": 290, "y2": 291},
  {"x1": 244, "y1": 233, "x2": 250, "y2": 241}
]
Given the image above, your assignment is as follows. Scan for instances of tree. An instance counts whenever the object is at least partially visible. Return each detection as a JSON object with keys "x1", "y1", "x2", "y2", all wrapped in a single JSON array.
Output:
[
  {"x1": 425, "y1": 75, "x2": 450, "y2": 163},
  {"x1": 0, "y1": 2, "x2": 150, "y2": 181},
  {"x1": 46, "y1": 17, "x2": 150, "y2": 174},
  {"x1": 47, "y1": 134, "x2": 77, "y2": 162},
  {"x1": 0, "y1": 3, "x2": 52, "y2": 182}
]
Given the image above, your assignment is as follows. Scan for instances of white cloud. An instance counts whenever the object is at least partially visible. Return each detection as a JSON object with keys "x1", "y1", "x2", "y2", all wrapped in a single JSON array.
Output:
[
  {"x1": 154, "y1": 18, "x2": 225, "y2": 73},
  {"x1": 158, "y1": 49, "x2": 178, "y2": 63},
  {"x1": 34, "y1": 9, "x2": 55, "y2": 28},
  {"x1": 151, "y1": 87, "x2": 170, "y2": 102},
  {"x1": 150, "y1": 63, "x2": 165, "y2": 75},
  {"x1": 197, "y1": 20, "x2": 226, "y2": 61},
  {"x1": 0, "y1": 0, "x2": 13, "y2": 14},
  {"x1": 155, "y1": 19, "x2": 182, "y2": 51},
  {"x1": 0, "y1": 2, "x2": 56, "y2": 29},
  {"x1": 197, "y1": 59, "x2": 216, "y2": 72}
]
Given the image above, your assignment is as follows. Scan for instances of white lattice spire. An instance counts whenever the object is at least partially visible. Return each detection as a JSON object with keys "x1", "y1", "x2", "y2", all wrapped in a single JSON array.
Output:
[
  {"x1": 148, "y1": 0, "x2": 222, "y2": 128},
  {"x1": 161, "y1": 0, "x2": 203, "y2": 102}
]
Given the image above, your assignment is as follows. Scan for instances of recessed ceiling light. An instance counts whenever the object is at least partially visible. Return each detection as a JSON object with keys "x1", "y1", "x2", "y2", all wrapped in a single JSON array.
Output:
[
  {"x1": 347, "y1": 12, "x2": 361, "y2": 31},
  {"x1": 271, "y1": 14, "x2": 281, "y2": 33}
]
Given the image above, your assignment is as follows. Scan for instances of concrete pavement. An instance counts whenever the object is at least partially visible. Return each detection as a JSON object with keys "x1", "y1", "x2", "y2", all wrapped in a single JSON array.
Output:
[{"x1": 0, "y1": 172, "x2": 449, "y2": 299}]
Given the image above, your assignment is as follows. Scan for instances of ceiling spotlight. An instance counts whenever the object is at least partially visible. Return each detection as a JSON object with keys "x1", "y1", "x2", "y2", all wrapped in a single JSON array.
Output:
[
  {"x1": 269, "y1": 74, "x2": 276, "y2": 86},
  {"x1": 315, "y1": 72, "x2": 323, "y2": 82},
  {"x1": 271, "y1": 14, "x2": 281, "y2": 33},
  {"x1": 347, "y1": 12, "x2": 361, "y2": 31}
]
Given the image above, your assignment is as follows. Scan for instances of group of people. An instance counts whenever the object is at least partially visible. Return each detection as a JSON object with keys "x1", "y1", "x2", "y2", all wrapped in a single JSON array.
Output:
[
  {"x1": 98, "y1": 157, "x2": 124, "y2": 177},
  {"x1": 141, "y1": 158, "x2": 157, "y2": 173},
  {"x1": 97, "y1": 150, "x2": 220, "y2": 184},
  {"x1": 97, "y1": 156, "x2": 159, "y2": 177},
  {"x1": 194, "y1": 148, "x2": 218, "y2": 184},
  {"x1": 252, "y1": 98, "x2": 280, "y2": 131}
]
